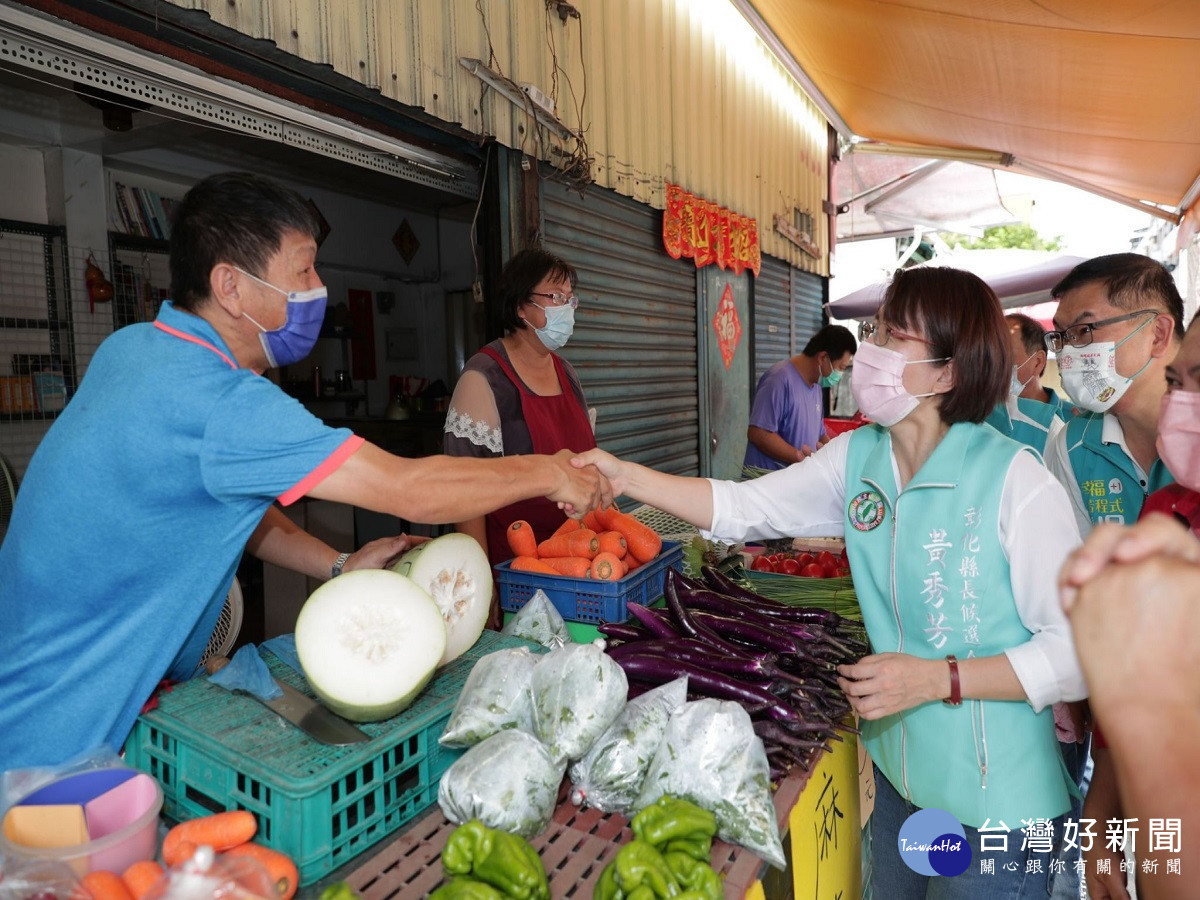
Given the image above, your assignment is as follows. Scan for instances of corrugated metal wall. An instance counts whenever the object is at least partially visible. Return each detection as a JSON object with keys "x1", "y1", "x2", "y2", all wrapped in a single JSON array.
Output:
[
  {"x1": 540, "y1": 181, "x2": 700, "y2": 478},
  {"x1": 176, "y1": 0, "x2": 828, "y2": 273},
  {"x1": 752, "y1": 255, "x2": 792, "y2": 389},
  {"x1": 793, "y1": 269, "x2": 825, "y2": 349}
]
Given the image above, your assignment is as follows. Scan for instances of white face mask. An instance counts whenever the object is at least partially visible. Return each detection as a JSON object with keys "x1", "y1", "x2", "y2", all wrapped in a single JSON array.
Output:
[
  {"x1": 1057, "y1": 317, "x2": 1154, "y2": 413},
  {"x1": 1009, "y1": 353, "x2": 1037, "y2": 396},
  {"x1": 850, "y1": 340, "x2": 950, "y2": 427}
]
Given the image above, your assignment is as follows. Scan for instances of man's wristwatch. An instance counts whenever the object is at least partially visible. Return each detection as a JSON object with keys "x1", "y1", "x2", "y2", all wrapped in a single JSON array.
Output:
[
  {"x1": 331, "y1": 552, "x2": 351, "y2": 578},
  {"x1": 943, "y1": 654, "x2": 962, "y2": 707}
]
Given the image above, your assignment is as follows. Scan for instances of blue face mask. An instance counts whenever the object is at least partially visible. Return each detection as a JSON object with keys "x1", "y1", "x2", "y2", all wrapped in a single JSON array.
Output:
[
  {"x1": 237, "y1": 268, "x2": 328, "y2": 368},
  {"x1": 531, "y1": 302, "x2": 575, "y2": 352}
]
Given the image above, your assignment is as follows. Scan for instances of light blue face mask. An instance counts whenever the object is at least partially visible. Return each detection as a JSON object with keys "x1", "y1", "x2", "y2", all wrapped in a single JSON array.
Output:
[
  {"x1": 530, "y1": 302, "x2": 575, "y2": 352},
  {"x1": 818, "y1": 355, "x2": 843, "y2": 388},
  {"x1": 237, "y1": 268, "x2": 328, "y2": 368}
]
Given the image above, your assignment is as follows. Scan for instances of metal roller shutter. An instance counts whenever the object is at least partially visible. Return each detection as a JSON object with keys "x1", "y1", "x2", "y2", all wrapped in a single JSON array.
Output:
[
  {"x1": 793, "y1": 269, "x2": 826, "y2": 349},
  {"x1": 753, "y1": 255, "x2": 793, "y2": 389},
  {"x1": 540, "y1": 182, "x2": 700, "y2": 477}
]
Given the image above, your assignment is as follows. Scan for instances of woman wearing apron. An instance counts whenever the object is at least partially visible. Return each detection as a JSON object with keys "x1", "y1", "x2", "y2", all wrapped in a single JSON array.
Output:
[{"x1": 444, "y1": 248, "x2": 596, "y2": 626}]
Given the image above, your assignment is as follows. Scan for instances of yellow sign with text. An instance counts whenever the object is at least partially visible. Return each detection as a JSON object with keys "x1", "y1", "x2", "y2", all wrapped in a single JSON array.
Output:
[{"x1": 790, "y1": 734, "x2": 862, "y2": 900}]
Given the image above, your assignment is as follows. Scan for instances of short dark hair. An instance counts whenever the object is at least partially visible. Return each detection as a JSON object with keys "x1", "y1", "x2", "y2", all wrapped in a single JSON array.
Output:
[
  {"x1": 498, "y1": 248, "x2": 578, "y2": 336},
  {"x1": 882, "y1": 266, "x2": 1008, "y2": 424},
  {"x1": 1051, "y1": 253, "x2": 1184, "y2": 339},
  {"x1": 1005, "y1": 312, "x2": 1046, "y2": 356},
  {"x1": 169, "y1": 172, "x2": 319, "y2": 312},
  {"x1": 802, "y1": 324, "x2": 857, "y2": 359}
]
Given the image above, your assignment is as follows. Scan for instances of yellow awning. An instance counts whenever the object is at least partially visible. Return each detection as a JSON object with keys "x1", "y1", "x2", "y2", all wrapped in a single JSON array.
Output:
[{"x1": 744, "y1": 1, "x2": 1200, "y2": 217}]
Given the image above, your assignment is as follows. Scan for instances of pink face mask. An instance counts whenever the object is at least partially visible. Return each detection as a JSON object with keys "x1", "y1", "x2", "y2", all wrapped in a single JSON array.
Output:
[
  {"x1": 850, "y1": 340, "x2": 950, "y2": 427},
  {"x1": 1156, "y1": 390, "x2": 1200, "y2": 491}
]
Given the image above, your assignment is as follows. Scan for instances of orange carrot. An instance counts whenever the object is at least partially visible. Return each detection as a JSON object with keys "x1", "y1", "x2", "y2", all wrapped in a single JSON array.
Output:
[
  {"x1": 541, "y1": 556, "x2": 593, "y2": 577},
  {"x1": 550, "y1": 517, "x2": 582, "y2": 538},
  {"x1": 593, "y1": 506, "x2": 621, "y2": 530},
  {"x1": 506, "y1": 520, "x2": 538, "y2": 558},
  {"x1": 590, "y1": 551, "x2": 626, "y2": 581},
  {"x1": 582, "y1": 510, "x2": 604, "y2": 532},
  {"x1": 82, "y1": 872, "x2": 133, "y2": 900},
  {"x1": 510, "y1": 555, "x2": 560, "y2": 574},
  {"x1": 223, "y1": 843, "x2": 300, "y2": 900},
  {"x1": 121, "y1": 861, "x2": 165, "y2": 900},
  {"x1": 538, "y1": 529, "x2": 599, "y2": 560},
  {"x1": 597, "y1": 530, "x2": 628, "y2": 559},
  {"x1": 611, "y1": 513, "x2": 662, "y2": 563},
  {"x1": 162, "y1": 810, "x2": 257, "y2": 866}
]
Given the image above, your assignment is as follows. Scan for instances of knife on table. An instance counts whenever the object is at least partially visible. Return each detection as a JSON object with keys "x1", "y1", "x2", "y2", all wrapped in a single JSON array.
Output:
[{"x1": 205, "y1": 656, "x2": 370, "y2": 745}]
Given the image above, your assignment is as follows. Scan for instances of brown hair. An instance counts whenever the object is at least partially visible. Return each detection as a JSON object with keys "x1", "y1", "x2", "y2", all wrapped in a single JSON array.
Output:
[{"x1": 882, "y1": 267, "x2": 1009, "y2": 424}]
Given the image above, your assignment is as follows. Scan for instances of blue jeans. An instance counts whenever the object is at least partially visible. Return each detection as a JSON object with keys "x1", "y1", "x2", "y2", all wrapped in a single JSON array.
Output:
[
  {"x1": 1050, "y1": 737, "x2": 1092, "y2": 900},
  {"x1": 869, "y1": 765, "x2": 1065, "y2": 899}
]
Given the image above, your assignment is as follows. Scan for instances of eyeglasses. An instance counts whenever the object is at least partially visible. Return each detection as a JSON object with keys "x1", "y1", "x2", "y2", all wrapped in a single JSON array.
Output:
[
  {"x1": 1043, "y1": 309, "x2": 1158, "y2": 353},
  {"x1": 529, "y1": 291, "x2": 580, "y2": 309},
  {"x1": 857, "y1": 319, "x2": 933, "y2": 347}
]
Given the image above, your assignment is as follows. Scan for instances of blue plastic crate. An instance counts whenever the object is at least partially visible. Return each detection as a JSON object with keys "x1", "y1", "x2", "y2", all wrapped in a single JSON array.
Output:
[
  {"x1": 495, "y1": 541, "x2": 682, "y2": 624},
  {"x1": 123, "y1": 630, "x2": 535, "y2": 886}
]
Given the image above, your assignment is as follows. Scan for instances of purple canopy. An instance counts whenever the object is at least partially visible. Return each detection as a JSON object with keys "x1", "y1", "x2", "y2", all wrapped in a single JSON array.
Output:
[{"x1": 827, "y1": 254, "x2": 1086, "y2": 320}]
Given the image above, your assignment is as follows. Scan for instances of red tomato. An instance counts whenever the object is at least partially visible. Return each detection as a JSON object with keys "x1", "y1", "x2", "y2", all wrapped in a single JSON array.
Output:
[
  {"x1": 795, "y1": 552, "x2": 815, "y2": 567},
  {"x1": 779, "y1": 558, "x2": 802, "y2": 576},
  {"x1": 751, "y1": 555, "x2": 775, "y2": 573},
  {"x1": 836, "y1": 566, "x2": 852, "y2": 577},
  {"x1": 800, "y1": 563, "x2": 826, "y2": 578},
  {"x1": 821, "y1": 563, "x2": 842, "y2": 579},
  {"x1": 816, "y1": 550, "x2": 838, "y2": 570}
]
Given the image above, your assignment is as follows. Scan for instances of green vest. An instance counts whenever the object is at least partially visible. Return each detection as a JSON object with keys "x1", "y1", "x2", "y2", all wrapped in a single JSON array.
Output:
[
  {"x1": 1064, "y1": 414, "x2": 1174, "y2": 525},
  {"x1": 844, "y1": 423, "x2": 1071, "y2": 828},
  {"x1": 985, "y1": 395, "x2": 1061, "y2": 454}
]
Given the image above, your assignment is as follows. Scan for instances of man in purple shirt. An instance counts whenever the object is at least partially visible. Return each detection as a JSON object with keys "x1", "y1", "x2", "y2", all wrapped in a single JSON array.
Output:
[{"x1": 743, "y1": 324, "x2": 856, "y2": 471}]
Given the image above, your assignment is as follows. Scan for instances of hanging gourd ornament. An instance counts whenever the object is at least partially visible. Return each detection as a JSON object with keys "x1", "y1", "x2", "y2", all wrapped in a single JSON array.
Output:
[{"x1": 85, "y1": 253, "x2": 114, "y2": 313}]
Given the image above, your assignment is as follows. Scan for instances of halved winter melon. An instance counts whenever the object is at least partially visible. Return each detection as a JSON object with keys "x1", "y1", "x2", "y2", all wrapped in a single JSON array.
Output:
[
  {"x1": 389, "y1": 533, "x2": 492, "y2": 665},
  {"x1": 295, "y1": 569, "x2": 446, "y2": 722}
]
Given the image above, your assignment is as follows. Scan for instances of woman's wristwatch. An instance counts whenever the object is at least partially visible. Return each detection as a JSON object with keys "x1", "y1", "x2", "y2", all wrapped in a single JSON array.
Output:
[{"x1": 331, "y1": 552, "x2": 352, "y2": 578}]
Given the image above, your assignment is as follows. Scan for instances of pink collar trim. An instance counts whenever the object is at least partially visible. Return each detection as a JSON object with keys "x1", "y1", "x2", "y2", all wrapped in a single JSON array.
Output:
[{"x1": 154, "y1": 321, "x2": 238, "y2": 370}]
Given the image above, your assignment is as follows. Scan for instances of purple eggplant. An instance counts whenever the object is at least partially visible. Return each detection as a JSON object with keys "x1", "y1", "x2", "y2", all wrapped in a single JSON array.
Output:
[
  {"x1": 597, "y1": 622, "x2": 650, "y2": 642},
  {"x1": 663, "y1": 568, "x2": 747, "y2": 657},
  {"x1": 608, "y1": 649, "x2": 805, "y2": 725},
  {"x1": 688, "y1": 609, "x2": 801, "y2": 655},
  {"x1": 625, "y1": 602, "x2": 681, "y2": 640}
]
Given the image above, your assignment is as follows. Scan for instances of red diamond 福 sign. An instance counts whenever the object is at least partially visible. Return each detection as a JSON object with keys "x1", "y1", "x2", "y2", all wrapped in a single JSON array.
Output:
[{"x1": 713, "y1": 283, "x2": 741, "y2": 370}]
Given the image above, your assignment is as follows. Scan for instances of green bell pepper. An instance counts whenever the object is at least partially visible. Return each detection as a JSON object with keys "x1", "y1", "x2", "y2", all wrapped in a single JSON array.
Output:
[
  {"x1": 631, "y1": 796, "x2": 718, "y2": 852},
  {"x1": 663, "y1": 851, "x2": 723, "y2": 900},
  {"x1": 318, "y1": 882, "x2": 361, "y2": 900},
  {"x1": 613, "y1": 841, "x2": 682, "y2": 897},
  {"x1": 429, "y1": 877, "x2": 507, "y2": 899},
  {"x1": 441, "y1": 820, "x2": 549, "y2": 900}
]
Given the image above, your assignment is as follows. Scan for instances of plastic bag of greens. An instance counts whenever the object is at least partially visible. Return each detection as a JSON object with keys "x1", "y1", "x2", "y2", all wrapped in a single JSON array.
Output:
[
  {"x1": 530, "y1": 641, "x2": 628, "y2": 765},
  {"x1": 437, "y1": 730, "x2": 564, "y2": 838},
  {"x1": 635, "y1": 698, "x2": 786, "y2": 870},
  {"x1": 439, "y1": 646, "x2": 539, "y2": 747},
  {"x1": 568, "y1": 676, "x2": 688, "y2": 815},
  {"x1": 502, "y1": 590, "x2": 571, "y2": 649}
]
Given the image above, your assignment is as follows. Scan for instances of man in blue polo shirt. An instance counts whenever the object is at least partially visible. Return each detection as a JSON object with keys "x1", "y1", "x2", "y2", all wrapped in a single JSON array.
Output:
[
  {"x1": 1043, "y1": 253, "x2": 1183, "y2": 536},
  {"x1": 743, "y1": 324, "x2": 856, "y2": 471},
  {"x1": 0, "y1": 172, "x2": 608, "y2": 772}
]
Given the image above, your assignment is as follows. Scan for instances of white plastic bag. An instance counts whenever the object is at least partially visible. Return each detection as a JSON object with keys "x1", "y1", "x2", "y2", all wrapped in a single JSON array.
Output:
[
  {"x1": 439, "y1": 646, "x2": 539, "y2": 747},
  {"x1": 636, "y1": 698, "x2": 786, "y2": 870},
  {"x1": 530, "y1": 641, "x2": 628, "y2": 765},
  {"x1": 501, "y1": 590, "x2": 571, "y2": 649},
  {"x1": 437, "y1": 730, "x2": 564, "y2": 838},
  {"x1": 568, "y1": 676, "x2": 688, "y2": 815}
]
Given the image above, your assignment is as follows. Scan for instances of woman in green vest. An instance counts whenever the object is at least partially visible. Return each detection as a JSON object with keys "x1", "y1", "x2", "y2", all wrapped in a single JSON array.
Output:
[{"x1": 574, "y1": 266, "x2": 1087, "y2": 898}]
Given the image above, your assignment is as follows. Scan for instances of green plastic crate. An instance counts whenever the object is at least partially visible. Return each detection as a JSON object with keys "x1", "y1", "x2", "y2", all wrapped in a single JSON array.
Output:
[{"x1": 123, "y1": 630, "x2": 535, "y2": 885}]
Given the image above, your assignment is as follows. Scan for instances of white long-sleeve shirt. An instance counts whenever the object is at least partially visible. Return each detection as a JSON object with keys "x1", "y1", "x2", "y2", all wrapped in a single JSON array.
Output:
[{"x1": 702, "y1": 430, "x2": 1088, "y2": 712}]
